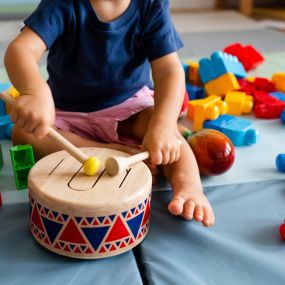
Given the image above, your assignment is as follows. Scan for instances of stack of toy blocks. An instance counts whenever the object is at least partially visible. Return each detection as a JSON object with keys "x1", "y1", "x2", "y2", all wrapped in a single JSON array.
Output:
[
  {"x1": 10, "y1": 145, "x2": 35, "y2": 190},
  {"x1": 0, "y1": 84, "x2": 17, "y2": 139},
  {"x1": 182, "y1": 60, "x2": 205, "y2": 100}
]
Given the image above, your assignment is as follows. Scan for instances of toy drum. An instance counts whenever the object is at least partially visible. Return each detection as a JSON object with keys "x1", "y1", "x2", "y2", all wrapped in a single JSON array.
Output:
[{"x1": 28, "y1": 148, "x2": 152, "y2": 259}]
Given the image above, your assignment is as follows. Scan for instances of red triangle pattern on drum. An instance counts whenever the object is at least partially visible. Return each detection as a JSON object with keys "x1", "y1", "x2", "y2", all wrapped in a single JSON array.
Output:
[
  {"x1": 141, "y1": 199, "x2": 150, "y2": 227},
  {"x1": 31, "y1": 205, "x2": 46, "y2": 233},
  {"x1": 105, "y1": 216, "x2": 130, "y2": 242},
  {"x1": 59, "y1": 219, "x2": 87, "y2": 244}
]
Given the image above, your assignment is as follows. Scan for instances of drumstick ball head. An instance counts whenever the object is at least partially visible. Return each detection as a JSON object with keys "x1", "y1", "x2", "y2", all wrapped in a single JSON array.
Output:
[{"x1": 83, "y1": 157, "x2": 101, "y2": 176}]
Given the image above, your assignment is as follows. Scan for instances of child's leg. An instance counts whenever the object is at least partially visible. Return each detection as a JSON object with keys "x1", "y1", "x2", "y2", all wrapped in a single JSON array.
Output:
[
  {"x1": 118, "y1": 107, "x2": 215, "y2": 227},
  {"x1": 12, "y1": 125, "x2": 140, "y2": 161}
]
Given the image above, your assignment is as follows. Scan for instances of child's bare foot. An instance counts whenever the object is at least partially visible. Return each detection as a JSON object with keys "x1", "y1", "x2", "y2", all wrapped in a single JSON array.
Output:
[{"x1": 168, "y1": 182, "x2": 215, "y2": 227}]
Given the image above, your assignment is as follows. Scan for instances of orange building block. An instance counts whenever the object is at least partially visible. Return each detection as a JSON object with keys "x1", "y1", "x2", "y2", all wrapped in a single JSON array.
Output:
[
  {"x1": 224, "y1": 91, "x2": 253, "y2": 115},
  {"x1": 272, "y1": 73, "x2": 285, "y2": 92},
  {"x1": 205, "y1": 73, "x2": 240, "y2": 97},
  {"x1": 185, "y1": 60, "x2": 202, "y2": 86},
  {"x1": 187, "y1": 95, "x2": 228, "y2": 131}
]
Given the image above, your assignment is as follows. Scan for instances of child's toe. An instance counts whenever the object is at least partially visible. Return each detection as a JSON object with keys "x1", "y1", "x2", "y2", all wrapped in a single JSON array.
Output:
[
  {"x1": 194, "y1": 205, "x2": 203, "y2": 222},
  {"x1": 202, "y1": 207, "x2": 213, "y2": 227},
  {"x1": 183, "y1": 200, "x2": 195, "y2": 220},
  {"x1": 168, "y1": 195, "x2": 185, "y2": 215}
]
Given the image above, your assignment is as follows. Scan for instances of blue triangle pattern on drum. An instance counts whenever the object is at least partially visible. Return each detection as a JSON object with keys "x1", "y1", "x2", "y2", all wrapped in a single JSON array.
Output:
[
  {"x1": 109, "y1": 214, "x2": 116, "y2": 221},
  {"x1": 98, "y1": 216, "x2": 105, "y2": 223},
  {"x1": 86, "y1": 217, "x2": 94, "y2": 224},
  {"x1": 42, "y1": 216, "x2": 64, "y2": 244},
  {"x1": 60, "y1": 242, "x2": 65, "y2": 248},
  {"x1": 126, "y1": 212, "x2": 144, "y2": 239},
  {"x1": 131, "y1": 207, "x2": 136, "y2": 214},
  {"x1": 138, "y1": 203, "x2": 142, "y2": 210},
  {"x1": 115, "y1": 241, "x2": 120, "y2": 247},
  {"x1": 52, "y1": 211, "x2": 59, "y2": 219},
  {"x1": 80, "y1": 245, "x2": 86, "y2": 251},
  {"x1": 82, "y1": 226, "x2": 110, "y2": 251},
  {"x1": 62, "y1": 214, "x2": 69, "y2": 221},
  {"x1": 44, "y1": 207, "x2": 49, "y2": 215},
  {"x1": 75, "y1": 217, "x2": 82, "y2": 224},
  {"x1": 69, "y1": 244, "x2": 75, "y2": 250},
  {"x1": 105, "y1": 243, "x2": 111, "y2": 249},
  {"x1": 122, "y1": 211, "x2": 128, "y2": 218}
]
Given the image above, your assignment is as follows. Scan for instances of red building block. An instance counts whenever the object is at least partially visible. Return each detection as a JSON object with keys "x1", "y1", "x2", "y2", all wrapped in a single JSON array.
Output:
[
  {"x1": 253, "y1": 91, "x2": 285, "y2": 119},
  {"x1": 224, "y1": 43, "x2": 264, "y2": 72}
]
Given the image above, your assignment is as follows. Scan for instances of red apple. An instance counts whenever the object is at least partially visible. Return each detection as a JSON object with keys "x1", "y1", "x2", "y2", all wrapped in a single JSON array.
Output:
[{"x1": 187, "y1": 129, "x2": 235, "y2": 176}]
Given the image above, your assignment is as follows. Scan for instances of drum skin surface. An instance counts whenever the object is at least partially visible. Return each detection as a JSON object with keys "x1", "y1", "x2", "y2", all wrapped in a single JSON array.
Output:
[{"x1": 28, "y1": 148, "x2": 152, "y2": 259}]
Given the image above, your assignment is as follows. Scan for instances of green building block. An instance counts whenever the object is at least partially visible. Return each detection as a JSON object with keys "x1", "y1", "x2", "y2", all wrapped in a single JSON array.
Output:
[
  {"x1": 10, "y1": 144, "x2": 35, "y2": 190},
  {"x1": 0, "y1": 143, "x2": 3, "y2": 170}
]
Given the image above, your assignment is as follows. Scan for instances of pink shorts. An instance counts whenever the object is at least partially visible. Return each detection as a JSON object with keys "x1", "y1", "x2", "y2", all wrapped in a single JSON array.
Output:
[{"x1": 54, "y1": 86, "x2": 154, "y2": 144}]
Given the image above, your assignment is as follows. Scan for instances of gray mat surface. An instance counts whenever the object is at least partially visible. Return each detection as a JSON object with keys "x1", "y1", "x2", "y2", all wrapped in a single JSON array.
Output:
[{"x1": 179, "y1": 28, "x2": 285, "y2": 58}]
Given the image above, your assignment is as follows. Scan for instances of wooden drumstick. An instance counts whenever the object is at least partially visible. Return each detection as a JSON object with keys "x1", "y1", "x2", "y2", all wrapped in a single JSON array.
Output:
[
  {"x1": 105, "y1": 138, "x2": 183, "y2": 176},
  {"x1": 105, "y1": 151, "x2": 150, "y2": 176},
  {"x1": 0, "y1": 91, "x2": 100, "y2": 176}
]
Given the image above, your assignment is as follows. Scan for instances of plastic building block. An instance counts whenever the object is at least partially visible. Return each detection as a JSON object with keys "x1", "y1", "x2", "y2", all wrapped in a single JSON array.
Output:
[
  {"x1": 254, "y1": 77, "x2": 275, "y2": 92},
  {"x1": 5, "y1": 123, "x2": 14, "y2": 138},
  {"x1": 276, "y1": 154, "x2": 285, "y2": 172},
  {"x1": 272, "y1": 73, "x2": 285, "y2": 93},
  {"x1": 184, "y1": 60, "x2": 201, "y2": 86},
  {"x1": 281, "y1": 109, "x2": 285, "y2": 124},
  {"x1": 0, "y1": 83, "x2": 11, "y2": 116},
  {"x1": 10, "y1": 145, "x2": 35, "y2": 190},
  {"x1": 270, "y1": 91, "x2": 285, "y2": 102},
  {"x1": 0, "y1": 115, "x2": 13, "y2": 139},
  {"x1": 224, "y1": 91, "x2": 253, "y2": 115},
  {"x1": 186, "y1": 83, "x2": 206, "y2": 100},
  {"x1": 199, "y1": 51, "x2": 246, "y2": 84},
  {"x1": 0, "y1": 143, "x2": 3, "y2": 170},
  {"x1": 5, "y1": 86, "x2": 20, "y2": 114},
  {"x1": 180, "y1": 91, "x2": 189, "y2": 117},
  {"x1": 187, "y1": 95, "x2": 228, "y2": 131},
  {"x1": 182, "y1": 62, "x2": 189, "y2": 83},
  {"x1": 203, "y1": 114, "x2": 259, "y2": 146},
  {"x1": 253, "y1": 91, "x2": 285, "y2": 119},
  {"x1": 224, "y1": 43, "x2": 264, "y2": 71},
  {"x1": 205, "y1": 73, "x2": 240, "y2": 97}
]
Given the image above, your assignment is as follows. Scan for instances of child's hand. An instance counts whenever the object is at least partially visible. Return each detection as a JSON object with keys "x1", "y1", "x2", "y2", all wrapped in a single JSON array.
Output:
[
  {"x1": 10, "y1": 86, "x2": 55, "y2": 140},
  {"x1": 142, "y1": 126, "x2": 182, "y2": 165}
]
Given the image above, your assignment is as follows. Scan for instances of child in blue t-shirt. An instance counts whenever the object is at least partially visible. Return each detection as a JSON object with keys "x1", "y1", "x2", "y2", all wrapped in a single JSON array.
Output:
[{"x1": 4, "y1": 0, "x2": 214, "y2": 227}]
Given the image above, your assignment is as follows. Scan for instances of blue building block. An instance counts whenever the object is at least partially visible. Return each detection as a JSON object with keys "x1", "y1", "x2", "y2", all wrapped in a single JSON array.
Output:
[
  {"x1": 281, "y1": 109, "x2": 285, "y2": 124},
  {"x1": 203, "y1": 114, "x2": 259, "y2": 146},
  {"x1": 276, "y1": 154, "x2": 285, "y2": 172},
  {"x1": 0, "y1": 83, "x2": 11, "y2": 116},
  {"x1": 199, "y1": 51, "x2": 247, "y2": 84},
  {"x1": 270, "y1": 91, "x2": 285, "y2": 102},
  {"x1": 182, "y1": 62, "x2": 189, "y2": 83},
  {"x1": 186, "y1": 83, "x2": 206, "y2": 100},
  {"x1": 10, "y1": 145, "x2": 35, "y2": 190},
  {"x1": 0, "y1": 115, "x2": 12, "y2": 139}
]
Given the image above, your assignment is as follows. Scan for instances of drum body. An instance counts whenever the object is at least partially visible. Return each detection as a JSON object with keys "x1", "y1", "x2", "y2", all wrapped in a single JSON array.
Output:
[{"x1": 28, "y1": 148, "x2": 152, "y2": 259}]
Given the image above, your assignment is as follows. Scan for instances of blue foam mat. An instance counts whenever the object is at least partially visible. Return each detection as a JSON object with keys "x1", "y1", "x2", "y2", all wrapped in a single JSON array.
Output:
[
  {"x1": 0, "y1": 203, "x2": 143, "y2": 285},
  {"x1": 139, "y1": 180, "x2": 285, "y2": 285}
]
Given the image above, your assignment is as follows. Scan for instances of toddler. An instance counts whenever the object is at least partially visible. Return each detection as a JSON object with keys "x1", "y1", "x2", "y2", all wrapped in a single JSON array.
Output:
[{"x1": 4, "y1": 0, "x2": 214, "y2": 227}]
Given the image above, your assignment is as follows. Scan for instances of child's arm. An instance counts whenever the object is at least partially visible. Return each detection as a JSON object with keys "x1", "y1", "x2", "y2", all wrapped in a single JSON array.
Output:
[
  {"x1": 4, "y1": 27, "x2": 55, "y2": 140},
  {"x1": 143, "y1": 52, "x2": 185, "y2": 165}
]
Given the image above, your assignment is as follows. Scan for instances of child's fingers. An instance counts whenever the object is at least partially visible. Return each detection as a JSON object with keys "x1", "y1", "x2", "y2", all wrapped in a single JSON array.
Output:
[{"x1": 33, "y1": 123, "x2": 49, "y2": 140}]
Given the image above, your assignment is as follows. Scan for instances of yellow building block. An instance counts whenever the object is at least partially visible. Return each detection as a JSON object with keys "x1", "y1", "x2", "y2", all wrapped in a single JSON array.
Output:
[
  {"x1": 205, "y1": 73, "x2": 240, "y2": 97},
  {"x1": 272, "y1": 73, "x2": 285, "y2": 92},
  {"x1": 225, "y1": 91, "x2": 253, "y2": 115},
  {"x1": 6, "y1": 86, "x2": 20, "y2": 114},
  {"x1": 187, "y1": 95, "x2": 228, "y2": 131}
]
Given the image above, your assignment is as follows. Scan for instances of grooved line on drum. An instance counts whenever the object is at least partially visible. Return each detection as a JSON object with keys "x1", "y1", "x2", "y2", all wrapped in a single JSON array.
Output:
[{"x1": 47, "y1": 157, "x2": 133, "y2": 190}]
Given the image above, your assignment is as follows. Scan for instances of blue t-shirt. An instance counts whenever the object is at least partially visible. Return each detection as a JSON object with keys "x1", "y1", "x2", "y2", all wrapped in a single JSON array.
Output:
[{"x1": 24, "y1": 0, "x2": 183, "y2": 112}]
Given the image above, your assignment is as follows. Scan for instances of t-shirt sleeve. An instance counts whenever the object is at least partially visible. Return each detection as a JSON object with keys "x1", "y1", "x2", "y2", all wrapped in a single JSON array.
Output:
[
  {"x1": 23, "y1": 0, "x2": 73, "y2": 49},
  {"x1": 142, "y1": 0, "x2": 184, "y2": 61}
]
